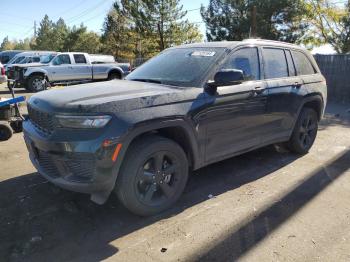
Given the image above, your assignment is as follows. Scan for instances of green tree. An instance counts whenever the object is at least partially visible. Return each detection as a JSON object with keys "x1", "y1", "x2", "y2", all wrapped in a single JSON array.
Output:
[
  {"x1": 64, "y1": 25, "x2": 101, "y2": 53},
  {"x1": 13, "y1": 38, "x2": 32, "y2": 50},
  {"x1": 201, "y1": 0, "x2": 308, "y2": 43},
  {"x1": 53, "y1": 18, "x2": 69, "y2": 51},
  {"x1": 305, "y1": 0, "x2": 350, "y2": 53},
  {"x1": 0, "y1": 36, "x2": 15, "y2": 50},
  {"x1": 34, "y1": 15, "x2": 56, "y2": 50},
  {"x1": 116, "y1": 0, "x2": 202, "y2": 54},
  {"x1": 102, "y1": 7, "x2": 136, "y2": 59}
]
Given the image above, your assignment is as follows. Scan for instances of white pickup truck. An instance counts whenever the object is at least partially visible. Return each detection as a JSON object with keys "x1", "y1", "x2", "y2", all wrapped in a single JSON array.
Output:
[{"x1": 11, "y1": 52, "x2": 131, "y2": 92}]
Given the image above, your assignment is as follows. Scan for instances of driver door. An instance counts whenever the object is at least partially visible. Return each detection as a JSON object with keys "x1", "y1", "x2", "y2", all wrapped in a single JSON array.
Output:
[
  {"x1": 48, "y1": 54, "x2": 73, "y2": 82},
  {"x1": 203, "y1": 47, "x2": 269, "y2": 164}
]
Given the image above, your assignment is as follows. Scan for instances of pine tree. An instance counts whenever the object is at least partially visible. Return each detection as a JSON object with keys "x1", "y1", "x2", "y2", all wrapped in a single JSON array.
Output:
[{"x1": 201, "y1": 0, "x2": 308, "y2": 43}]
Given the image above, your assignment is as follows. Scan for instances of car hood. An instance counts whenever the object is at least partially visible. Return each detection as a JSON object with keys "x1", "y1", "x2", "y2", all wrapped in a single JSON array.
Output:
[
  {"x1": 15, "y1": 63, "x2": 47, "y2": 68},
  {"x1": 28, "y1": 80, "x2": 196, "y2": 114}
]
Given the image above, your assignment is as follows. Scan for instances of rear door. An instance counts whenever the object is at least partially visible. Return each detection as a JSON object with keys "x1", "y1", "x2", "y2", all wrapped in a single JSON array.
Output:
[
  {"x1": 70, "y1": 54, "x2": 92, "y2": 80},
  {"x1": 262, "y1": 47, "x2": 304, "y2": 143}
]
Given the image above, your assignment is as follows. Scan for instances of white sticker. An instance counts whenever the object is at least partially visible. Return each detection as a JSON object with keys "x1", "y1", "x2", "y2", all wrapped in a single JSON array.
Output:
[{"x1": 191, "y1": 51, "x2": 216, "y2": 57}]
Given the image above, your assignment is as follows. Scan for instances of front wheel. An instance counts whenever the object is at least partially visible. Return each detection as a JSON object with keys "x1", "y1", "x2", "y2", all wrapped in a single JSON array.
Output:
[
  {"x1": 27, "y1": 75, "x2": 47, "y2": 92},
  {"x1": 286, "y1": 107, "x2": 318, "y2": 154},
  {"x1": 115, "y1": 135, "x2": 189, "y2": 216},
  {"x1": 0, "y1": 122, "x2": 13, "y2": 141}
]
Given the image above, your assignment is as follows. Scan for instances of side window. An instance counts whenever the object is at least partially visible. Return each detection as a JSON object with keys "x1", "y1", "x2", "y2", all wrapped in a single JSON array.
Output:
[
  {"x1": 222, "y1": 47, "x2": 260, "y2": 80},
  {"x1": 73, "y1": 54, "x2": 87, "y2": 64},
  {"x1": 292, "y1": 51, "x2": 316, "y2": 75},
  {"x1": 33, "y1": 57, "x2": 40, "y2": 63},
  {"x1": 285, "y1": 50, "x2": 296, "y2": 76},
  {"x1": 263, "y1": 48, "x2": 288, "y2": 79},
  {"x1": 52, "y1": 54, "x2": 71, "y2": 65}
]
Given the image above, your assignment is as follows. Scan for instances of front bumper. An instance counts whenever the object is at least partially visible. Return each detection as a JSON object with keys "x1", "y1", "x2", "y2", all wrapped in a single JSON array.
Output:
[{"x1": 23, "y1": 119, "x2": 122, "y2": 204}]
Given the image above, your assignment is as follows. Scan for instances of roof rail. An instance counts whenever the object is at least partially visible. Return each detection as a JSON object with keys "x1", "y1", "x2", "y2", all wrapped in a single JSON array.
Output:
[{"x1": 243, "y1": 38, "x2": 299, "y2": 47}]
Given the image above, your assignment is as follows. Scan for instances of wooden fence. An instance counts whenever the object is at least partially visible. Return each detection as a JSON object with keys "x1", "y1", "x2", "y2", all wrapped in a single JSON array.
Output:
[{"x1": 314, "y1": 55, "x2": 350, "y2": 103}]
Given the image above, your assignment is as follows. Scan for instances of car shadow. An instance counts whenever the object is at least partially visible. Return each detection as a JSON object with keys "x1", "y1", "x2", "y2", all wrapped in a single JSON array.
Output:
[
  {"x1": 0, "y1": 88, "x2": 28, "y2": 96},
  {"x1": 0, "y1": 146, "x2": 298, "y2": 262}
]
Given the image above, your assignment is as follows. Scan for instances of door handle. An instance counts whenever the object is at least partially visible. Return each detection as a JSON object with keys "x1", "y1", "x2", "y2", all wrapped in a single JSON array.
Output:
[
  {"x1": 293, "y1": 82, "x2": 302, "y2": 88},
  {"x1": 254, "y1": 86, "x2": 266, "y2": 94}
]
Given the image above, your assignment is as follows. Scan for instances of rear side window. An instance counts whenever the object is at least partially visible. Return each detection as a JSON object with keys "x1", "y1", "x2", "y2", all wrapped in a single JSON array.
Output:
[
  {"x1": 222, "y1": 47, "x2": 260, "y2": 80},
  {"x1": 74, "y1": 54, "x2": 87, "y2": 64},
  {"x1": 263, "y1": 48, "x2": 288, "y2": 79},
  {"x1": 292, "y1": 51, "x2": 316, "y2": 75}
]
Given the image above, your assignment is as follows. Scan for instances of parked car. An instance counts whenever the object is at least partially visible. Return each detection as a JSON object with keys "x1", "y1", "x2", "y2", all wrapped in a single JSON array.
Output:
[
  {"x1": 0, "y1": 50, "x2": 24, "y2": 66},
  {"x1": 23, "y1": 39, "x2": 327, "y2": 216},
  {"x1": 5, "y1": 51, "x2": 57, "y2": 71},
  {"x1": 12, "y1": 52, "x2": 131, "y2": 92},
  {"x1": 0, "y1": 63, "x2": 7, "y2": 84},
  {"x1": 6, "y1": 52, "x2": 57, "y2": 86}
]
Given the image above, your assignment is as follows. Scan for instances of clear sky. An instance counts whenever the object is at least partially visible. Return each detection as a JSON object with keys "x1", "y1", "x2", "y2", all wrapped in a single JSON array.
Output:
[{"x1": 0, "y1": 0, "x2": 207, "y2": 41}]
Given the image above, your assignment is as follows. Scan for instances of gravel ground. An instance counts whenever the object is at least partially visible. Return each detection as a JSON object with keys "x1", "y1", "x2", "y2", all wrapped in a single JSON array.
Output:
[{"x1": 0, "y1": 83, "x2": 350, "y2": 262}]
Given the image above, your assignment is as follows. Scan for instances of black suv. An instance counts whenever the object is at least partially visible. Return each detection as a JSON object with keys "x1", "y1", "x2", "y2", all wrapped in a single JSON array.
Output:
[{"x1": 23, "y1": 39, "x2": 327, "y2": 216}]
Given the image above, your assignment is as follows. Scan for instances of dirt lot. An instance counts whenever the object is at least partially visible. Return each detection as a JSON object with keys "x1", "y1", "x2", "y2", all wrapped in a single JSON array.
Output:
[{"x1": 0, "y1": 83, "x2": 350, "y2": 262}]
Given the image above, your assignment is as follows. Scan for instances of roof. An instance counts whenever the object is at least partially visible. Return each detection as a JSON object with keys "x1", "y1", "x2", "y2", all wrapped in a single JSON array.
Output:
[{"x1": 174, "y1": 38, "x2": 304, "y2": 50}]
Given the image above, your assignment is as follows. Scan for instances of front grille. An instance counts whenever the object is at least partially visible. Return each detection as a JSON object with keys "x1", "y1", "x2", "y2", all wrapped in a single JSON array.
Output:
[
  {"x1": 36, "y1": 150, "x2": 96, "y2": 182},
  {"x1": 27, "y1": 104, "x2": 55, "y2": 134},
  {"x1": 37, "y1": 150, "x2": 60, "y2": 178}
]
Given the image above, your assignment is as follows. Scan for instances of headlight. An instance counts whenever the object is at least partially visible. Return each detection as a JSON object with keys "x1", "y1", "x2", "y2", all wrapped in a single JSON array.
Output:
[{"x1": 56, "y1": 115, "x2": 112, "y2": 129}]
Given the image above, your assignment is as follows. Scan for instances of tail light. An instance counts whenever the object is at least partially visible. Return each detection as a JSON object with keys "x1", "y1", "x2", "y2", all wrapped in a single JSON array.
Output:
[{"x1": 1, "y1": 67, "x2": 4, "y2": 76}]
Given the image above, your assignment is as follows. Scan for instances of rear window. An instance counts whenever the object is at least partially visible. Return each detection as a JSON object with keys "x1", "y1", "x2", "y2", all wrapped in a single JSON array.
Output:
[
  {"x1": 263, "y1": 48, "x2": 288, "y2": 79},
  {"x1": 292, "y1": 51, "x2": 316, "y2": 75},
  {"x1": 74, "y1": 54, "x2": 87, "y2": 64}
]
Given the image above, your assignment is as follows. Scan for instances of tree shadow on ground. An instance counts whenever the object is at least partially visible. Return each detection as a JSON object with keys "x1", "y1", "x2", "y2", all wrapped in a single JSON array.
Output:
[{"x1": 194, "y1": 149, "x2": 350, "y2": 262}]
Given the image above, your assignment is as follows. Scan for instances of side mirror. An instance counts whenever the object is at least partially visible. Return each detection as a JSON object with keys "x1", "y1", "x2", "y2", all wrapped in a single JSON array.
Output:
[
  {"x1": 211, "y1": 69, "x2": 244, "y2": 87},
  {"x1": 205, "y1": 69, "x2": 244, "y2": 94}
]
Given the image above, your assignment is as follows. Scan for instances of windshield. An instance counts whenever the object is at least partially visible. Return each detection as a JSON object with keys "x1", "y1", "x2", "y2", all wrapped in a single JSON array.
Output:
[
  {"x1": 126, "y1": 47, "x2": 225, "y2": 87},
  {"x1": 40, "y1": 54, "x2": 56, "y2": 63},
  {"x1": 7, "y1": 55, "x2": 24, "y2": 65}
]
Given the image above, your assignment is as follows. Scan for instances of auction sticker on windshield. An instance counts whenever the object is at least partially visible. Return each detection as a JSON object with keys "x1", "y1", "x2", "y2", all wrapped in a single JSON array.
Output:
[{"x1": 190, "y1": 51, "x2": 216, "y2": 57}]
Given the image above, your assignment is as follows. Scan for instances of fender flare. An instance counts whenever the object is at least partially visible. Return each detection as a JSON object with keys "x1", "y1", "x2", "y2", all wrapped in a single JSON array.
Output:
[
  {"x1": 107, "y1": 67, "x2": 124, "y2": 78},
  {"x1": 25, "y1": 69, "x2": 49, "y2": 81},
  {"x1": 297, "y1": 93, "x2": 324, "y2": 120},
  {"x1": 110, "y1": 118, "x2": 201, "y2": 186},
  {"x1": 288, "y1": 93, "x2": 325, "y2": 139}
]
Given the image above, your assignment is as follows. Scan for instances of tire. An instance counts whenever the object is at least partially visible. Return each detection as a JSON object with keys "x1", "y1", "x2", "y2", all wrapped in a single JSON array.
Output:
[
  {"x1": 28, "y1": 75, "x2": 47, "y2": 92},
  {"x1": 108, "y1": 72, "x2": 121, "y2": 80},
  {"x1": 115, "y1": 135, "x2": 189, "y2": 216},
  {"x1": 286, "y1": 107, "x2": 318, "y2": 154},
  {"x1": 10, "y1": 121, "x2": 23, "y2": 133},
  {"x1": 0, "y1": 122, "x2": 13, "y2": 141}
]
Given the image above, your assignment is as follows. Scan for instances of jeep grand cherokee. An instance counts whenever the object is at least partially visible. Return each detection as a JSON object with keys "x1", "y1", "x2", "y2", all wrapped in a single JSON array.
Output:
[{"x1": 23, "y1": 39, "x2": 327, "y2": 216}]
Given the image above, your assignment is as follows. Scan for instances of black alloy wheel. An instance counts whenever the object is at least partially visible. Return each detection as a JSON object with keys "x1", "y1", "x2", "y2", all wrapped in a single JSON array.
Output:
[
  {"x1": 115, "y1": 135, "x2": 188, "y2": 216},
  {"x1": 287, "y1": 107, "x2": 318, "y2": 154}
]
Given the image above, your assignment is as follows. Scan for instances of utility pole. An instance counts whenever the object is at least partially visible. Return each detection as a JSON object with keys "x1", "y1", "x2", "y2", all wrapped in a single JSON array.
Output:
[
  {"x1": 34, "y1": 21, "x2": 37, "y2": 38},
  {"x1": 251, "y1": 5, "x2": 257, "y2": 38}
]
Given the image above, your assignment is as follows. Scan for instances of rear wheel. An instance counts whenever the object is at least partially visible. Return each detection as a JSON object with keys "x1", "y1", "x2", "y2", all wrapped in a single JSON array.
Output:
[
  {"x1": 108, "y1": 71, "x2": 121, "y2": 80},
  {"x1": 28, "y1": 75, "x2": 47, "y2": 92},
  {"x1": 115, "y1": 135, "x2": 189, "y2": 216},
  {"x1": 286, "y1": 107, "x2": 318, "y2": 154},
  {"x1": 0, "y1": 122, "x2": 13, "y2": 141}
]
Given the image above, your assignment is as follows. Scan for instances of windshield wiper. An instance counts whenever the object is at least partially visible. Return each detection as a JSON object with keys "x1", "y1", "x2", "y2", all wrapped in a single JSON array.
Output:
[{"x1": 129, "y1": 78, "x2": 162, "y2": 84}]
